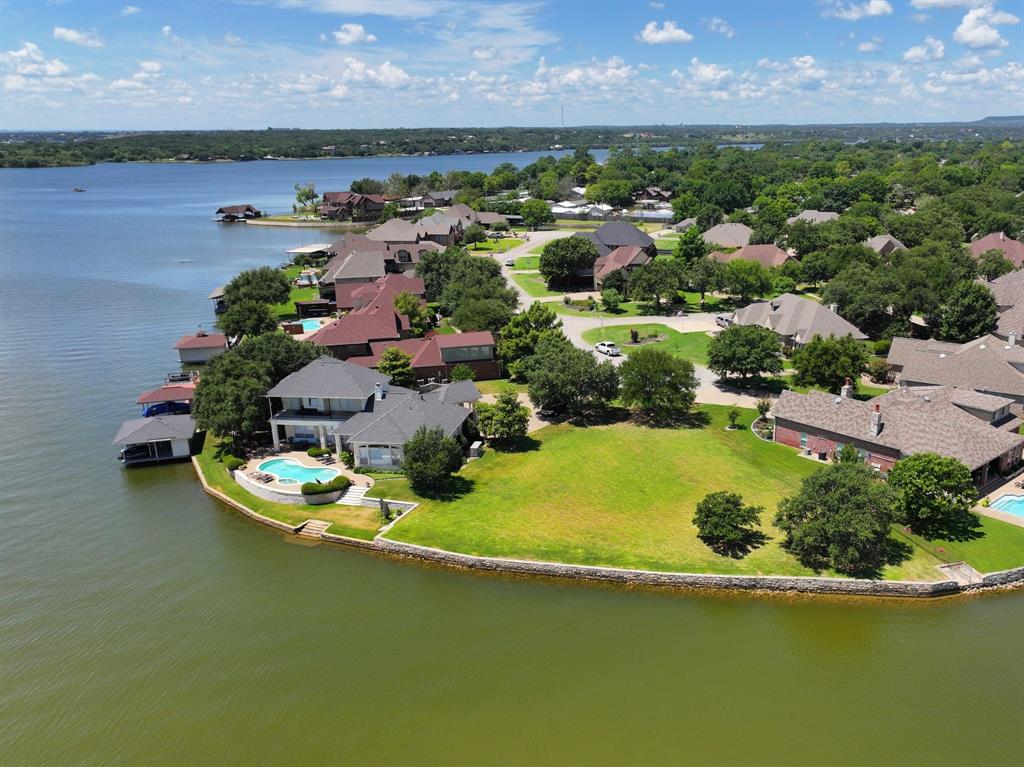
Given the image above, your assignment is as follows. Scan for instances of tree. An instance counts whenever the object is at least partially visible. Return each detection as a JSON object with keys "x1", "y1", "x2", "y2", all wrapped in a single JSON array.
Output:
[
  {"x1": 866, "y1": 357, "x2": 892, "y2": 384},
  {"x1": 791, "y1": 335, "x2": 870, "y2": 393},
  {"x1": 294, "y1": 182, "x2": 318, "y2": 212},
  {"x1": 674, "y1": 226, "x2": 707, "y2": 262},
  {"x1": 523, "y1": 333, "x2": 619, "y2": 417},
  {"x1": 821, "y1": 263, "x2": 905, "y2": 339},
  {"x1": 976, "y1": 248, "x2": 1014, "y2": 281},
  {"x1": 721, "y1": 259, "x2": 772, "y2": 303},
  {"x1": 232, "y1": 332, "x2": 321, "y2": 386},
  {"x1": 217, "y1": 300, "x2": 277, "y2": 345},
  {"x1": 775, "y1": 462, "x2": 898, "y2": 576},
  {"x1": 462, "y1": 223, "x2": 487, "y2": 249},
  {"x1": 450, "y1": 363, "x2": 476, "y2": 382},
  {"x1": 600, "y1": 288, "x2": 623, "y2": 312},
  {"x1": 727, "y1": 406, "x2": 741, "y2": 429},
  {"x1": 378, "y1": 202, "x2": 400, "y2": 223},
  {"x1": 707, "y1": 325, "x2": 783, "y2": 380},
  {"x1": 937, "y1": 281, "x2": 998, "y2": 342},
  {"x1": 393, "y1": 291, "x2": 431, "y2": 337},
  {"x1": 629, "y1": 259, "x2": 686, "y2": 310},
  {"x1": 835, "y1": 444, "x2": 863, "y2": 464},
  {"x1": 223, "y1": 266, "x2": 291, "y2": 307},
  {"x1": 521, "y1": 198, "x2": 554, "y2": 230},
  {"x1": 756, "y1": 397, "x2": 772, "y2": 419},
  {"x1": 618, "y1": 348, "x2": 697, "y2": 421},
  {"x1": 402, "y1": 426, "x2": 463, "y2": 493},
  {"x1": 539, "y1": 236, "x2": 598, "y2": 287},
  {"x1": 684, "y1": 256, "x2": 722, "y2": 309},
  {"x1": 693, "y1": 491, "x2": 764, "y2": 555},
  {"x1": 451, "y1": 297, "x2": 513, "y2": 333},
  {"x1": 476, "y1": 386, "x2": 529, "y2": 446},
  {"x1": 887, "y1": 453, "x2": 977, "y2": 538},
  {"x1": 497, "y1": 302, "x2": 563, "y2": 378},
  {"x1": 192, "y1": 354, "x2": 271, "y2": 442},
  {"x1": 377, "y1": 347, "x2": 416, "y2": 388}
]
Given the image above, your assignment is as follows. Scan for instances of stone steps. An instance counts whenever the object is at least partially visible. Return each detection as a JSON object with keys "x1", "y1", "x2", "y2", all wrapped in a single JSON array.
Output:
[
  {"x1": 298, "y1": 519, "x2": 330, "y2": 539},
  {"x1": 336, "y1": 485, "x2": 370, "y2": 507}
]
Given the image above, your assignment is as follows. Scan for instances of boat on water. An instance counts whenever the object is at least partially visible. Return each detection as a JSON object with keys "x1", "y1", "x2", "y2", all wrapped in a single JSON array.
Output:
[{"x1": 72, "y1": 187, "x2": 86, "y2": 192}]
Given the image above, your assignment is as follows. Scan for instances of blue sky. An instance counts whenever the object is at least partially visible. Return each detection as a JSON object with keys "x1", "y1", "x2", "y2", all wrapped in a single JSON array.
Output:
[{"x1": 1, "y1": 0, "x2": 1021, "y2": 129}]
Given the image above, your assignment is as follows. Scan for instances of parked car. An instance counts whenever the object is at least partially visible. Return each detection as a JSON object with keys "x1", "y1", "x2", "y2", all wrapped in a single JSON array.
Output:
[
  {"x1": 595, "y1": 341, "x2": 621, "y2": 357},
  {"x1": 504, "y1": 257, "x2": 516, "y2": 266},
  {"x1": 715, "y1": 315, "x2": 732, "y2": 328}
]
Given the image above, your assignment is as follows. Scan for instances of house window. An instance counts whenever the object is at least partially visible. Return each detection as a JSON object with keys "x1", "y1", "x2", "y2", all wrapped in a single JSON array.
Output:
[
  {"x1": 799, "y1": 432, "x2": 808, "y2": 449},
  {"x1": 397, "y1": 250, "x2": 411, "y2": 263},
  {"x1": 359, "y1": 445, "x2": 400, "y2": 468},
  {"x1": 305, "y1": 397, "x2": 322, "y2": 411}
]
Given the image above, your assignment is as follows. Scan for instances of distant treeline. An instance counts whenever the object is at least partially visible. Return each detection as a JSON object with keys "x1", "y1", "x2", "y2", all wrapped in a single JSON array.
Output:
[{"x1": 1, "y1": 121, "x2": 1022, "y2": 168}]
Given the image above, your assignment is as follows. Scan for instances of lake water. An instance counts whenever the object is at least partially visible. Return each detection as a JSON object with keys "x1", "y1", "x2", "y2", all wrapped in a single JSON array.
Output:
[{"x1": 1, "y1": 155, "x2": 1021, "y2": 766}]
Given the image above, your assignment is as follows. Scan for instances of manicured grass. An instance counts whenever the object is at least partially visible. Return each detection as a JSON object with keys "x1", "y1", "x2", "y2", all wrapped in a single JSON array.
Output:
[
  {"x1": 679, "y1": 291, "x2": 731, "y2": 312},
  {"x1": 655, "y1": 238, "x2": 679, "y2": 251},
  {"x1": 510, "y1": 272, "x2": 563, "y2": 298},
  {"x1": 379, "y1": 406, "x2": 978, "y2": 578},
  {"x1": 475, "y1": 378, "x2": 529, "y2": 395},
  {"x1": 468, "y1": 238, "x2": 524, "y2": 253},
  {"x1": 898, "y1": 515, "x2": 1024, "y2": 574},
  {"x1": 270, "y1": 265, "x2": 319, "y2": 320},
  {"x1": 528, "y1": 243, "x2": 547, "y2": 255},
  {"x1": 581, "y1": 324, "x2": 712, "y2": 366},
  {"x1": 513, "y1": 255, "x2": 540, "y2": 270},
  {"x1": 195, "y1": 436, "x2": 381, "y2": 540},
  {"x1": 379, "y1": 407, "x2": 1022, "y2": 579}
]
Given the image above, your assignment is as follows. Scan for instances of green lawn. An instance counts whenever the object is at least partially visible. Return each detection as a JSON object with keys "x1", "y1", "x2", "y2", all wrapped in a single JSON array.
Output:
[
  {"x1": 469, "y1": 238, "x2": 524, "y2": 253},
  {"x1": 510, "y1": 272, "x2": 563, "y2": 298},
  {"x1": 899, "y1": 515, "x2": 1024, "y2": 574},
  {"x1": 475, "y1": 378, "x2": 529, "y2": 395},
  {"x1": 655, "y1": 237, "x2": 680, "y2": 251},
  {"x1": 513, "y1": 255, "x2": 540, "y2": 270},
  {"x1": 378, "y1": 406, "x2": 999, "y2": 579},
  {"x1": 270, "y1": 265, "x2": 319, "y2": 320},
  {"x1": 195, "y1": 436, "x2": 381, "y2": 540},
  {"x1": 581, "y1": 324, "x2": 712, "y2": 366},
  {"x1": 528, "y1": 243, "x2": 547, "y2": 255}
]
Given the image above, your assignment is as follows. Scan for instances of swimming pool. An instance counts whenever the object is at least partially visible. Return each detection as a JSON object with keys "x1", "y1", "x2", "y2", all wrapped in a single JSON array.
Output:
[
  {"x1": 299, "y1": 319, "x2": 322, "y2": 332},
  {"x1": 989, "y1": 494, "x2": 1024, "y2": 517},
  {"x1": 257, "y1": 458, "x2": 339, "y2": 486}
]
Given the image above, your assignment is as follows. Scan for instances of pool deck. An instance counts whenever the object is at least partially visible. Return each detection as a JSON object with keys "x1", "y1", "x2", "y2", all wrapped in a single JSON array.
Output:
[
  {"x1": 242, "y1": 450, "x2": 374, "y2": 495},
  {"x1": 976, "y1": 477, "x2": 1024, "y2": 528}
]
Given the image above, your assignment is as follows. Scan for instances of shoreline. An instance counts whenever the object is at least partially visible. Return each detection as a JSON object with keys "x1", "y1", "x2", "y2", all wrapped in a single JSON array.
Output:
[{"x1": 191, "y1": 456, "x2": 1024, "y2": 600}]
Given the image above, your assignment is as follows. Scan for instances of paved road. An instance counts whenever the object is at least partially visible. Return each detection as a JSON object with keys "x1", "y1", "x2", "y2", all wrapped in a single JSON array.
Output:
[{"x1": 482, "y1": 230, "x2": 761, "y2": 407}]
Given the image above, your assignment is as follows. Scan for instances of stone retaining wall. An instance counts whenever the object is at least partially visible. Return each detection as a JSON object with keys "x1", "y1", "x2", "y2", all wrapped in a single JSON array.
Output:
[
  {"x1": 192, "y1": 460, "x2": 301, "y2": 534},
  {"x1": 234, "y1": 471, "x2": 310, "y2": 505}
]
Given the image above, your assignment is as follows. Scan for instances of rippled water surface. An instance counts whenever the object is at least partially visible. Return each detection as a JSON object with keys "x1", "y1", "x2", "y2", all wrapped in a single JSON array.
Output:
[{"x1": 1, "y1": 157, "x2": 1022, "y2": 767}]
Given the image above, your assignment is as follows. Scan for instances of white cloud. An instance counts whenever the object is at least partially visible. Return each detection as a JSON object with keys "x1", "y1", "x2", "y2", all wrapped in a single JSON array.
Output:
[
  {"x1": 649, "y1": 1, "x2": 665, "y2": 8},
  {"x1": 472, "y1": 46, "x2": 499, "y2": 61},
  {"x1": 1, "y1": 42, "x2": 69, "y2": 76},
  {"x1": 903, "y1": 36, "x2": 945, "y2": 62},
  {"x1": 274, "y1": 0, "x2": 454, "y2": 19},
  {"x1": 824, "y1": 0, "x2": 893, "y2": 21},
  {"x1": 338, "y1": 57, "x2": 411, "y2": 87},
  {"x1": 638, "y1": 20, "x2": 694, "y2": 44},
  {"x1": 138, "y1": 61, "x2": 162, "y2": 74},
  {"x1": 684, "y1": 57, "x2": 732, "y2": 85},
  {"x1": 52, "y1": 27, "x2": 104, "y2": 48},
  {"x1": 703, "y1": 17, "x2": 735, "y2": 38},
  {"x1": 162, "y1": 25, "x2": 173, "y2": 37},
  {"x1": 954, "y1": 4, "x2": 1019, "y2": 49},
  {"x1": 224, "y1": 32, "x2": 244, "y2": 47},
  {"x1": 331, "y1": 23, "x2": 377, "y2": 45},
  {"x1": 858, "y1": 37, "x2": 883, "y2": 52},
  {"x1": 120, "y1": 5, "x2": 140, "y2": 15},
  {"x1": 911, "y1": 0, "x2": 985, "y2": 8}
]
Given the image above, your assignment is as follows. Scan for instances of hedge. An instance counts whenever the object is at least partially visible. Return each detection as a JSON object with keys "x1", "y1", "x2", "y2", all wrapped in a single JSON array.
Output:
[
  {"x1": 300, "y1": 475, "x2": 351, "y2": 496},
  {"x1": 306, "y1": 446, "x2": 331, "y2": 458},
  {"x1": 223, "y1": 455, "x2": 246, "y2": 472}
]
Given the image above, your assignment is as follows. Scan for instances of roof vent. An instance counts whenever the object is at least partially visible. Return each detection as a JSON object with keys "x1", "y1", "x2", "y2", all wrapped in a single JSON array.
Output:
[
  {"x1": 939, "y1": 353, "x2": 946, "y2": 358},
  {"x1": 979, "y1": 344, "x2": 986, "y2": 350},
  {"x1": 923, "y1": 395, "x2": 931, "y2": 402},
  {"x1": 833, "y1": 397, "x2": 842, "y2": 405}
]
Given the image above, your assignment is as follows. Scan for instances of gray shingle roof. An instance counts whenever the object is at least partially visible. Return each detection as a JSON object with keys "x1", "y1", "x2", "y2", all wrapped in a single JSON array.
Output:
[
  {"x1": 702, "y1": 222, "x2": 752, "y2": 248},
  {"x1": 865, "y1": 234, "x2": 906, "y2": 254},
  {"x1": 772, "y1": 387, "x2": 1024, "y2": 470},
  {"x1": 426, "y1": 380, "x2": 481, "y2": 406},
  {"x1": 576, "y1": 221, "x2": 654, "y2": 257},
  {"x1": 786, "y1": 210, "x2": 839, "y2": 225},
  {"x1": 732, "y1": 293, "x2": 867, "y2": 343},
  {"x1": 330, "y1": 392, "x2": 470, "y2": 444},
  {"x1": 113, "y1": 415, "x2": 196, "y2": 445},
  {"x1": 887, "y1": 335, "x2": 1024, "y2": 397},
  {"x1": 267, "y1": 357, "x2": 404, "y2": 399}
]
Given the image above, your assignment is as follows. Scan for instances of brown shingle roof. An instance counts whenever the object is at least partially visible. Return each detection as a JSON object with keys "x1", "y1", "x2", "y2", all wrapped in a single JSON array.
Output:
[
  {"x1": 887, "y1": 335, "x2": 1024, "y2": 397},
  {"x1": 174, "y1": 331, "x2": 227, "y2": 350},
  {"x1": 710, "y1": 244, "x2": 793, "y2": 269},
  {"x1": 702, "y1": 222, "x2": 752, "y2": 248},
  {"x1": 732, "y1": 293, "x2": 867, "y2": 343},
  {"x1": 970, "y1": 232, "x2": 1024, "y2": 268}
]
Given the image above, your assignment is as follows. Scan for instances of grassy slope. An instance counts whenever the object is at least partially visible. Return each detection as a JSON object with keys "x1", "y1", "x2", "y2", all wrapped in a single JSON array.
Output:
[
  {"x1": 195, "y1": 436, "x2": 380, "y2": 540},
  {"x1": 377, "y1": 406, "x2": 1015, "y2": 579},
  {"x1": 580, "y1": 325, "x2": 712, "y2": 366}
]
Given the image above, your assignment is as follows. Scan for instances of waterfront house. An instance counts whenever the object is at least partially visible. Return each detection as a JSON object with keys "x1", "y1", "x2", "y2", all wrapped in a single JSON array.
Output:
[
  {"x1": 136, "y1": 382, "x2": 196, "y2": 417},
  {"x1": 306, "y1": 304, "x2": 408, "y2": 359},
  {"x1": 265, "y1": 357, "x2": 477, "y2": 467},
  {"x1": 702, "y1": 222, "x2": 753, "y2": 249},
  {"x1": 865, "y1": 234, "x2": 906, "y2": 256},
  {"x1": 174, "y1": 330, "x2": 227, "y2": 364},
  {"x1": 348, "y1": 331, "x2": 501, "y2": 382},
  {"x1": 208, "y1": 285, "x2": 227, "y2": 315},
  {"x1": 729, "y1": 293, "x2": 867, "y2": 348},
  {"x1": 366, "y1": 218, "x2": 425, "y2": 244},
  {"x1": 772, "y1": 385, "x2": 1024, "y2": 487},
  {"x1": 709, "y1": 243, "x2": 794, "y2": 270},
  {"x1": 786, "y1": 210, "x2": 839, "y2": 225},
  {"x1": 215, "y1": 204, "x2": 262, "y2": 222},
  {"x1": 319, "y1": 191, "x2": 388, "y2": 222},
  {"x1": 592, "y1": 245, "x2": 652, "y2": 289},
  {"x1": 423, "y1": 190, "x2": 459, "y2": 207},
  {"x1": 334, "y1": 274, "x2": 426, "y2": 312},
  {"x1": 887, "y1": 334, "x2": 1024, "y2": 407},
  {"x1": 969, "y1": 232, "x2": 1024, "y2": 268},
  {"x1": 113, "y1": 414, "x2": 202, "y2": 466}
]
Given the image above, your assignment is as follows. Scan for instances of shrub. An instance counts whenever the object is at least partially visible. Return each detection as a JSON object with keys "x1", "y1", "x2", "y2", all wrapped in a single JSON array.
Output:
[
  {"x1": 727, "y1": 406, "x2": 741, "y2": 428},
  {"x1": 300, "y1": 475, "x2": 351, "y2": 496},
  {"x1": 339, "y1": 451, "x2": 354, "y2": 469},
  {"x1": 450, "y1": 363, "x2": 476, "y2": 382},
  {"x1": 756, "y1": 397, "x2": 772, "y2": 419},
  {"x1": 306, "y1": 446, "x2": 331, "y2": 458},
  {"x1": 872, "y1": 338, "x2": 892, "y2": 356},
  {"x1": 866, "y1": 357, "x2": 892, "y2": 384},
  {"x1": 223, "y1": 455, "x2": 245, "y2": 472}
]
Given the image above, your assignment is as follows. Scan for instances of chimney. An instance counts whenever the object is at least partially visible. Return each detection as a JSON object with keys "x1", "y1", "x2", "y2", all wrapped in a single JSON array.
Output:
[
  {"x1": 828, "y1": 303, "x2": 839, "y2": 314},
  {"x1": 1000, "y1": 232, "x2": 1005, "y2": 241},
  {"x1": 196, "y1": 325, "x2": 207, "y2": 337},
  {"x1": 840, "y1": 377, "x2": 853, "y2": 398},
  {"x1": 1008, "y1": 331, "x2": 1018, "y2": 348},
  {"x1": 375, "y1": 382, "x2": 383, "y2": 401},
  {"x1": 871, "y1": 403, "x2": 882, "y2": 436}
]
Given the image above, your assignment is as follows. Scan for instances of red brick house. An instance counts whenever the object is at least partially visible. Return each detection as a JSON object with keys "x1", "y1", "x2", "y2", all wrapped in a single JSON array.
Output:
[{"x1": 348, "y1": 331, "x2": 501, "y2": 382}]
